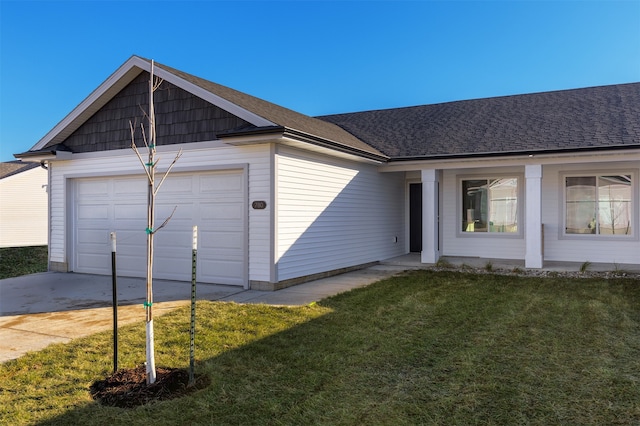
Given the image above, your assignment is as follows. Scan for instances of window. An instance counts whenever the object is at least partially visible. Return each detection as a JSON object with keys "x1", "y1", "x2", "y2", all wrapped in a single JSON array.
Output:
[
  {"x1": 462, "y1": 177, "x2": 518, "y2": 233},
  {"x1": 565, "y1": 174, "x2": 632, "y2": 236}
]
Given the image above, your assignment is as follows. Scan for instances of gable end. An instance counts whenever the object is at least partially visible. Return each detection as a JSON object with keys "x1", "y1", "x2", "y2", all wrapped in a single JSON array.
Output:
[{"x1": 59, "y1": 72, "x2": 255, "y2": 153}]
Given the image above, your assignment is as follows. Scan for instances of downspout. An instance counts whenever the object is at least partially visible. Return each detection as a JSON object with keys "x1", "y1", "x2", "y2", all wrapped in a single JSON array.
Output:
[{"x1": 43, "y1": 160, "x2": 52, "y2": 272}]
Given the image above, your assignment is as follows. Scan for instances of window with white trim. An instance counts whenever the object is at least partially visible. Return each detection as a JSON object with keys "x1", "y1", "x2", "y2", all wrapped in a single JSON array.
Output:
[
  {"x1": 461, "y1": 177, "x2": 518, "y2": 233},
  {"x1": 565, "y1": 174, "x2": 632, "y2": 236}
]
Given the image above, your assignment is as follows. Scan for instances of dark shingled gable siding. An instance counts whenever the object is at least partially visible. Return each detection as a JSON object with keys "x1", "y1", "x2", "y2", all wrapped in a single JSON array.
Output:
[{"x1": 62, "y1": 72, "x2": 255, "y2": 153}]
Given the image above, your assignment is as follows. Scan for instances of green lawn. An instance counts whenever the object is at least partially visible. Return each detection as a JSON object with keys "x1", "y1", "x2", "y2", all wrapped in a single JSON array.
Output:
[
  {"x1": 0, "y1": 246, "x2": 48, "y2": 279},
  {"x1": 2, "y1": 270, "x2": 640, "y2": 425}
]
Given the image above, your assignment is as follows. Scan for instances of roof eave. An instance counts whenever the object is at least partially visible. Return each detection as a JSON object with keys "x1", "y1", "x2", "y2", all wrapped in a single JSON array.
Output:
[
  {"x1": 282, "y1": 128, "x2": 389, "y2": 162},
  {"x1": 388, "y1": 144, "x2": 640, "y2": 162},
  {"x1": 15, "y1": 147, "x2": 73, "y2": 162},
  {"x1": 218, "y1": 126, "x2": 389, "y2": 162}
]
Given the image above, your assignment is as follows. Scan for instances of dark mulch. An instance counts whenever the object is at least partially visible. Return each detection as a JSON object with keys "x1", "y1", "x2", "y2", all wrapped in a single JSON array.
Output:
[{"x1": 90, "y1": 365, "x2": 210, "y2": 408}]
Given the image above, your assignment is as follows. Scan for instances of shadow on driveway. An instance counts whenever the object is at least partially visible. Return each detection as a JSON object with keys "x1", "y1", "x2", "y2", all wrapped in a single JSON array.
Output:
[{"x1": 0, "y1": 272, "x2": 244, "y2": 316}]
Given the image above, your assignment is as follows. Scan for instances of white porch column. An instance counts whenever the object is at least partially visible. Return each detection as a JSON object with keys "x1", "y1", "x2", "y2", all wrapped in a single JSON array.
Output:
[
  {"x1": 525, "y1": 164, "x2": 543, "y2": 268},
  {"x1": 421, "y1": 169, "x2": 440, "y2": 264}
]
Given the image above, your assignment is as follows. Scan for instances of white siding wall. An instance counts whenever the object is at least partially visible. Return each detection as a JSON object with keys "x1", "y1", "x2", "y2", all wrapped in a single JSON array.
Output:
[
  {"x1": 542, "y1": 161, "x2": 639, "y2": 265},
  {"x1": 0, "y1": 167, "x2": 48, "y2": 247},
  {"x1": 441, "y1": 167, "x2": 526, "y2": 260},
  {"x1": 48, "y1": 143, "x2": 272, "y2": 281},
  {"x1": 276, "y1": 147, "x2": 405, "y2": 281}
]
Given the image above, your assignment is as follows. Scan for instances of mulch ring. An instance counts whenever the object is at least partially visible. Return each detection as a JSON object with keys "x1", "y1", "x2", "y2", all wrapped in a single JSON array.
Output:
[{"x1": 90, "y1": 365, "x2": 210, "y2": 408}]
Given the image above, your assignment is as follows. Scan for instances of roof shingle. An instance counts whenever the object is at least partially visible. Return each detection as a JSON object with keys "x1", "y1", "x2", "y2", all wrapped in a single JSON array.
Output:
[
  {"x1": 154, "y1": 60, "x2": 387, "y2": 158},
  {"x1": 317, "y1": 83, "x2": 640, "y2": 159},
  {"x1": 0, "y1": 161, "x2": 40, "y2": 180}
]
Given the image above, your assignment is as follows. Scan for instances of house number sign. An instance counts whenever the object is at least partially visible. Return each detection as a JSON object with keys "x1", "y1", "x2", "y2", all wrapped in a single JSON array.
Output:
[{"x1": 252, "y1": 201, "x2": 267, "y2": 210}]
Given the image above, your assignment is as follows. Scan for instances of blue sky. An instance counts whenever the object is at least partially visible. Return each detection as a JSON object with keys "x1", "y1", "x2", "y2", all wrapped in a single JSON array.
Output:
[{"x1": 1, "y1": 0, "x2": 639, "y2": 162}]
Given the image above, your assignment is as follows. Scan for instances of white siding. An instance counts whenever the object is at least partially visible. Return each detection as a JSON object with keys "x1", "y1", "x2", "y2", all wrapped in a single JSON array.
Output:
[
  {"x1": 276, "y1": 147, "x2": 405, "y2": 281},
  {"x1": 441, "y1": 167, "x2": 526, "y2": 260},
  {"x1": 48, "y1": 143, "x2": 272, "y2": 282},
  {"x1": 0, "y1": 167, "x2": 48, "y2": 247},
  {"x1": 541, "y1": 161, "x2": 639, "y2": 265}
]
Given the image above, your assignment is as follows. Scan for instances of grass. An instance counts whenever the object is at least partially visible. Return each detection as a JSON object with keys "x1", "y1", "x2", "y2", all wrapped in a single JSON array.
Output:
[
  {"x1": 2, "y1": 270, "x2": 640, "y2": 425},
  {"x1": 0, "y1": 246, "x2": 48, "y2": 279}
]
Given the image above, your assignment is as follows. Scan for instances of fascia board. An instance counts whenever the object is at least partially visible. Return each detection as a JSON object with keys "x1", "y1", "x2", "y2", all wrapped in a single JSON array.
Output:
[{"x1": 379, "y1": 148, "x2": 640, "y2": 172}]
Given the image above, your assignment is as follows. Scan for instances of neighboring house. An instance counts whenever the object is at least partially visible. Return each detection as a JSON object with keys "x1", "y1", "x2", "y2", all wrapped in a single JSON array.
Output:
[
  {"x1": 0, "y1": 161, "x2": 48, "y2": 248},
  {"x1": 17, "y1": 56, "x2": 640, "y2": 289}
]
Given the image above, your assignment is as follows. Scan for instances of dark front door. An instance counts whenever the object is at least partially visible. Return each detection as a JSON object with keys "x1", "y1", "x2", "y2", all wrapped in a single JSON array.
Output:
[{"x1": 409, "y1": 183, "x2": 422, "y2": 252}]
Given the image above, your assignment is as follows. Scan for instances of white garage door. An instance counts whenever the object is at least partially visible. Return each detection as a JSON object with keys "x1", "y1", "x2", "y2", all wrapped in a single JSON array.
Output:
[{"x1": 73, "y1": 169, "x2": 247, "y2": 286}]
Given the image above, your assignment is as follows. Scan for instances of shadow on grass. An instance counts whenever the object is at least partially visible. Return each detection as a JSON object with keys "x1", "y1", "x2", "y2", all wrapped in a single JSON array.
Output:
[{"x1": 14, "y1": 270, "x2": 640, "y2": 425}]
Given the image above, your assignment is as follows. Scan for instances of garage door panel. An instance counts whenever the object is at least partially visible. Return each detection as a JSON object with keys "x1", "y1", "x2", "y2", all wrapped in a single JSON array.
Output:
[
  {"x1": 76, "y1": 252, "x2": 110, "y2": 272},
  {"x1": 77, "y1": 180, "x2": 109, "y2": 197},
  {"x1": 156, "y1": 203, "x2": 195, "y2": 221},
  {"x1": 74, "y1": 171, "x2": 246, "y2": 286},
  {"x1": 153, "y1": 255, "x2": 190, "y2": 281},
  {"x1": 160, "y1": 175, "x2": 194, "y2": 194},
  {"x1": 114, "y1": 203, "x2": 146, "y2": 220},
  {"x1": 117, "y1": 255, "x2": 147, "y2": 277},
  {"x1": 155, "y1": 232, "x2": 191, "y2": 252},
  {"x1": 77, "y1": 204, "x2": 110, "y2": 220},
  {"x1": 200, "y1": 259, "x2": 244, "y2": 285},
  {"x1": 77, "y1": 244, "x2": 110, "y2": 258},
  {"x1": 201, "y1": 202, "x2": 244, "y2": 220},
  {"x1": 77, "y1": 228, "x2": 110, "y2": 244},
  {"x1": 117, "y1": 253, "x2": 146, "y2": 271},
  {"x1": 114, "y1": 178, "x2": 146, "y2": 197},
  {"x1": 202, "y1": 250, "x2": 244, "y2": 260},
  {"x1": 200, "y1": 173, "x2": 242, "y2": 192},
  {"x1": 200, "y1": 231, "x2": 243, "y2": 249},
  {"x1": 115, "y1": 228, "x2": 147, "y2": 241}
]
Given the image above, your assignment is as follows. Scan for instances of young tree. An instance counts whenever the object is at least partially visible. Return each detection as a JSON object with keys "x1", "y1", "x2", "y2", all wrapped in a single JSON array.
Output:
[{"x1": 130, "y1": 60, "x2": 182, "y2": 384}]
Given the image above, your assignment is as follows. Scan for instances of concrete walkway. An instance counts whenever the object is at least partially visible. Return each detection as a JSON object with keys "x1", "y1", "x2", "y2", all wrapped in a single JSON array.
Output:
[{"x1": 0, "y1": 264, "x2": 408, "y2": 363}]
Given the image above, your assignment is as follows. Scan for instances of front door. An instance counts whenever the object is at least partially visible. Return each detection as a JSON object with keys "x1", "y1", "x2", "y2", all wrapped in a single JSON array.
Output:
[{"x1": 409, "y1": 183, "x2": 422, "y2": 252}]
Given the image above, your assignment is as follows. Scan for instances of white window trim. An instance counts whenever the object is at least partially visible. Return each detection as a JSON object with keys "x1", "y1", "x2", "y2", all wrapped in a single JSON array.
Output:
[
  {"x1": 560, "y1": 170, "x2": 638, "y2": 241},
  {"x1": 457, "y1": 173, "x2": 524, "y2": 239}
]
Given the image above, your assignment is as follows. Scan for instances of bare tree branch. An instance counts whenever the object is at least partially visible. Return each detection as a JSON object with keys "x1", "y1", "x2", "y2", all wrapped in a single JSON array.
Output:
[
  {"x1": 139, "y1": 123, "x2": 149, "y2": 150},
  {"x1": 130, "y1": 121, "x2": 152, "y2": 183},
  {"x1": 153, "y1": 205, "x2": 178, "y2": 234},
  {"x1": 154, "y1": 149, "x2": 183, "y2": 196},
  {"x1": 138, "y1": 104, "x2": 150, "y2": 124},
  {"x1": 152, "y1": 76, "x2": 164, "y2": 91}
]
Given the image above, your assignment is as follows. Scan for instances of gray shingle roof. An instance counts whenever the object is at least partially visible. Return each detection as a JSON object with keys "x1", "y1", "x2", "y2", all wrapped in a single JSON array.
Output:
[
  {"x1": 153, "y1": 60, "x2": 387, "y2": 159},
  {"x1": 317, "y1": 83, "x2": 640, "y2": 159},
  {"x1": 23, "y1": 55, "x2": 639, "y2": 162},
  {"x1": 0, "y1": 161, "x2": 40, "y2": 179}
]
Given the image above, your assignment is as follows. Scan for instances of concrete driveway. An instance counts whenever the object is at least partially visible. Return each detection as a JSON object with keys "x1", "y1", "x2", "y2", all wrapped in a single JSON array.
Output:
[
  {"x1": 0, "y1": 272, "x2": 247, "y2": 363},
  {"x1": 0, "y1": 272, "x2": 245, "y2": 316},
  {"x1": 0, "y1": 265, "x2": 409, "y2": 363}
]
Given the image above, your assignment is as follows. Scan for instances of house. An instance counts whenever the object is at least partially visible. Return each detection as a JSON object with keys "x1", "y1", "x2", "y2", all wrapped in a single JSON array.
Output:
[
  {"x1": 17, "y1": 56, "x2": 640, "y2": 289},
  {"x1": 0, "y1": 161, "x2": 48, "y2": 248}
]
